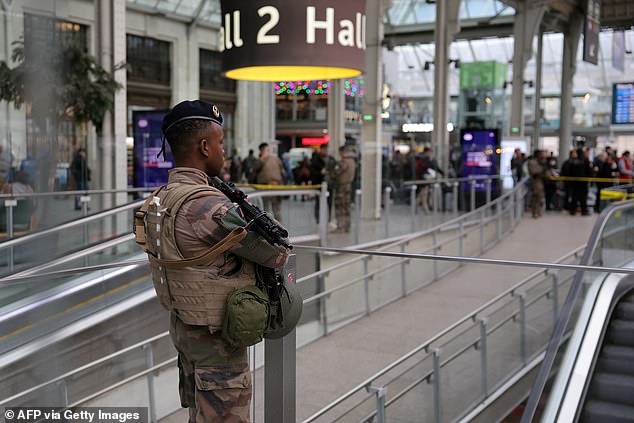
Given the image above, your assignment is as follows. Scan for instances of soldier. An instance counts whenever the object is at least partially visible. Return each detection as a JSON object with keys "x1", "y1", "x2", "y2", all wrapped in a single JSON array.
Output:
[
  {"x1": 333, "y1": 146, "x2": 356, "y2": 233},
  {"x1": 137, "y1": 100, "x2": 289, "y2": 422},
  {"x1": 254, "y1": 142, "x2": 285, "y2": 220},
  {"x1": 527, "y1": 149, "x2": 547, "y2": 218}
]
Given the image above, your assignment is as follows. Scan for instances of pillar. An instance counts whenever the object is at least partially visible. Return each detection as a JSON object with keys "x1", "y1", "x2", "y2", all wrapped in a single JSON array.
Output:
[
  {"x1": 532, "y1": 29, "x2": 543, "y2": 150},
  {"x1": 235, "y1": 81, "x2": 276, "y2": 154},
  {"x1": 432, "y1": 0, "x2": 460, "y2": 174},
  {"x1": 559, "y1": 12, "x2": 583, "y2": 164},
  {"x1": 360, "y1": 0, "x2": 384, "y2": 219},
  {"x1": 510, "y1": 0, "x2": 546, "y2": 138},
  {"x1": 327, "y1": 79, "x2": 346, "y2": 154},
  {"x1": 97, "y1": 0, "x2": 113, "y2": 198}
]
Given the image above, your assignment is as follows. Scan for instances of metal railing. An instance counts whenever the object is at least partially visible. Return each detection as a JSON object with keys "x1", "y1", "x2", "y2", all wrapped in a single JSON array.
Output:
[{"x1": 298, "y1": 245, "x2": 586, "y2": 423}]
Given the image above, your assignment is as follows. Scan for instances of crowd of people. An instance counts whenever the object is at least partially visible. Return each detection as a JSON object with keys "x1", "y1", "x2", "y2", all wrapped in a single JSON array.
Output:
[
  {"x1": 220, "y1": 143, "x2": 358, "y2": 232},
  {"x1": 520, "y1": 146, "x2": 629, "y2": 219}
]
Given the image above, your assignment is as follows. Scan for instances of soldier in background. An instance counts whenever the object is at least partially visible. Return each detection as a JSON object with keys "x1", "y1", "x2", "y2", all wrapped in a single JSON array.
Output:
[
  {"x1": 527, "y1": 150, "x2": 547, "y2": 218},
  {"x1": 332, "y1": 146, "x2": 356, "y2": 233},
  {"x1": 140, "y1": 100, "x2": 289, "y2": 422},
  {"x1": 254, "y1": 142, "x2": 285, "y2": 221}
]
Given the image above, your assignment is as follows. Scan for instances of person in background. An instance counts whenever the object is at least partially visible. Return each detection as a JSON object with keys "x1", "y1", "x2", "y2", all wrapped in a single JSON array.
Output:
[
  {"x1": 510, "y1": 148, "x2": 524, "y2": 185},
  {"x1": 70, "y1": 148, "x2": 91, "y2": 210},
  {"x1": 310, "y1": 144, "x2": 335, "y2": 221},
  {"x1": 332, "y1": 146, "x2": 356, "y2": 233},
  {"x1": 595, "y1": 152, "x2": 618, "y2": 213},
  {"x1": 618, "y1": 150, "x2": 633, "y2": 183},
  {"x1": 242, "y1": 149, "x2": 258, "y2": 184},
  {"x1": 281, "y1": 152, "x2": 293, "y2": 184},
  {"x1": 544, "y1": 154, "x2": 558, "y2": 211},
  {"x1": 254, "y1": 142, "x2": 284, "y2": 220},
  {"x1": 527, "y1": 150, "x2": 547, "y2": 218},
  {"x1": 229, "y1": 148, "x2": 242, "y2": 182}
]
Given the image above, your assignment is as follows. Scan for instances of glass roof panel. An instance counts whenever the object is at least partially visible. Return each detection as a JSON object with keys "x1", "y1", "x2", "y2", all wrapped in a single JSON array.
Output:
[
  {"x1": 387, "y1": 0, "x2": 513, "y2": 26},
  {"x1": 387, "y1": 29, "x2": 634, "y2": 98},
  {"x1": 126, "y1": 0, "x2": 220, "y2": 27}
]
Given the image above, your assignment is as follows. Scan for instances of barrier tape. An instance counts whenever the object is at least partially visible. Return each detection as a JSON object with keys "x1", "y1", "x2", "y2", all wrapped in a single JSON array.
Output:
[
  {"x1": 547, "y1": 176, "x2": 633, "y2": 183},
  {"x1": 235, "y1": 183, "x2": 321, "y2": 190},
  {"x1": 600, "y1": 191, "x2": 634, "y2": 201}
]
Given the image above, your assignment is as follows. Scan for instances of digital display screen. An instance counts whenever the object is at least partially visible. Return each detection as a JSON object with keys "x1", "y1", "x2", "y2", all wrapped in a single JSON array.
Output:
[
  {"x1": 133, "y1": 110, "x2": 174, "y2": 187},
  {"x1": 613, "y1": 82, "x2": 634, "y2": 124},
  {"x1": 461, "y1": 129, "x2": 500, "y2": 192}
]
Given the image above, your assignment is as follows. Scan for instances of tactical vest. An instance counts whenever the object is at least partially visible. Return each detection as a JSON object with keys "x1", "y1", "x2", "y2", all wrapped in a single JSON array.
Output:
[{"x1": 135, "y1": 183, "x2": 255, "y2": 328}]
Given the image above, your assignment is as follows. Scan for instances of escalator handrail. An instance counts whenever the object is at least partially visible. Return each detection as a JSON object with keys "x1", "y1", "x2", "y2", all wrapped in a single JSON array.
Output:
[{"x1": 521, "y1": 199, "x2": 634, "y2": 423}]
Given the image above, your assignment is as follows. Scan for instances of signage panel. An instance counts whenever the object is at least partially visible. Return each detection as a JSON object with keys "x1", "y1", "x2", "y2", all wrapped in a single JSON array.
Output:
[
  {"x1": 612, "y1": 82, "x2": 634, "y2": 125},
  {"x1": 220, "y1": 0, "x2": 367, "y2": 81},
  {"x1": 460, "y1": 129, "x2": 500, "y2": 192},
  {"x1": 583, "y1": 0, "x2": 601, "y2": 65},
  {"x1": 133, "y1": 110, "x2": 173, "y2": 188},
  {"x1": 612, "y1": 31, "x2": 625, "y2": 72}
]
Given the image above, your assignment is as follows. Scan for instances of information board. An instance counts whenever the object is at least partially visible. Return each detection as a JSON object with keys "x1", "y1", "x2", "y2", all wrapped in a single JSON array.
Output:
[
  {"x1": 460, "y1": 129, "x2": 500, "y2": 192},
  {"x1": 613, "y1": 82, "x2": 634, "y2": 124},
  {"x1": 133, "y1": 110, "x2": 174, "y2": 187}
]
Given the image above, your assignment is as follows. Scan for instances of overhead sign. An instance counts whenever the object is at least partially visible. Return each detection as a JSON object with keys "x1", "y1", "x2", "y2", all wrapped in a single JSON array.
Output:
[
  {"x1": 583, "y1": 0, "x2": 601, "y2": 65},
  {"x1": 459, "y1": 62, "x2": 507, "y2": 90},
  {"x1": 612, "y1": 82, "x2": 634, "y2": 124},
  {"x1": 612, "y1": 31, "x2": 625, "y2": 72},
  {"x1": 220, "y1": 0, "x2": 367, "y2": 81}
]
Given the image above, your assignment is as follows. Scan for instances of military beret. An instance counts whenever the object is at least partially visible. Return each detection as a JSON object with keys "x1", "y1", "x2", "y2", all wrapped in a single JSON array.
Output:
[{"x1": 161, "y1": 100, "x2": 223, "y2": 136}]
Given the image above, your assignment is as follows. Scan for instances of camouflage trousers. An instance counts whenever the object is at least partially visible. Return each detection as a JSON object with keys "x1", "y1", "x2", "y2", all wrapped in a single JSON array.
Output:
[
  {"x1": 170, "y1": 313, "x2": 251, "y2": 423},
  {"x1": 335, "y1": 184, "x2": 352, "y2": 231}
]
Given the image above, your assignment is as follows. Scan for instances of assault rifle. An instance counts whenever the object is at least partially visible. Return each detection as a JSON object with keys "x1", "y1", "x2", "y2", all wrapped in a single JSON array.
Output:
[{"x1": 210, "y1": 176, "x2": 292, "y2": 250}]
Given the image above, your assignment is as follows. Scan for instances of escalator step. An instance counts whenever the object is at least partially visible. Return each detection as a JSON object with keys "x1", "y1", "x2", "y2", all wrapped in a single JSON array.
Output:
[
  {"x1": 589, "y1": 372, "x2": 634, "y2": 405},
  {"x1": 583, "y1": 400, "x2": 634, "y2": 423},
  {"x1": 597, "y1": 345, "x2": 634, "y2": 377},
  {"x1": 614, "y1": 302, "x2": 634, "y2": 320},
  {"x1": 606, "y1": 320, "x2": 634, "y2": 347}
]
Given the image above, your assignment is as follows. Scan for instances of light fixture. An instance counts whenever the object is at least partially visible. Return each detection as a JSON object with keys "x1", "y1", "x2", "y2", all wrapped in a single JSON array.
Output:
[{"x1": 221, "y1": 1, "x2": 367, "y2": 82}]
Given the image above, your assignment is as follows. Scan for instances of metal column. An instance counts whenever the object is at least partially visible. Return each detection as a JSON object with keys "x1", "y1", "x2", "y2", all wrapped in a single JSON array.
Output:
[
  {"x1": 533, "y1": 29, "x2": 544, "y2": 150},
  {"x1": 360, "y1": 0, "x2": 384, "y2": 219},
  {"x1": 265, "y1": 255, "x2": 297, "y2": 423},
  {"x1": 559, "y1": 12, "x2": 583, "y2": 164},
  {"x1": 432, "y1": 0, "x2": 461, "y2": 174}
]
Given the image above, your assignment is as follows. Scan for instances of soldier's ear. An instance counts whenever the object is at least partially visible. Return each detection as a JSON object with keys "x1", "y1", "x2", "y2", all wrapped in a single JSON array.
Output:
[{"x1": 199, "y1": 138, "x2": 210, "y2": 157}]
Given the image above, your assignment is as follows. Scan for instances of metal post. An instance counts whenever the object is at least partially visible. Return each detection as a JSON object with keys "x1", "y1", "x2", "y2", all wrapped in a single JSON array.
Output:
[
  {"x1": 479, "y1": 209, "x2": 485, "y2": 254},
  {"x1": 318, "y1": 273, "x2": 328, "y2": 335},
  {"x1": 57, "y1": 380, "x2": 68, "y2": 407},
  {"x1": 432, "y1": 231, "x2": 438, "y2": 280},
  {"x1": 435, "y1": 183, "x2": 443, "y2": 213},
  {"x1": 432, "y1": 348, "x2": 442, "y2": 423},
  {"x1": 144, "y1": 344, "x2": 157, "y2": 423},
  {"x1": 364, "y1": 256, "x2": 371, "y2": 315},
  {"x1": 551, "y1": 273, "x2": 559, "y2": 323},
  {"x1": 5, "y1": 199, "x2": 16, "y2": 272},
  {"x1": 410, "y1": 185, "x2": 417, "y2": 232},
  {"x1": 496, "y1": 200, "x2": 502, "y2": 242},
  {"x1": 485, "y1": 178, "x2": 492, "y2": 207},
  {"x1": 400, "y1": 243, "x2": 407, "y2": 297},
  {"x1": 354, "y1": 189, "x2": 361, "y2": 245},
  {"x1": 479, "y1": 318, "x2": 489, "y2": 399},
  {"x1": 319, "y1": 183, "x2": 329, "y2": 246},
  {"x1": 265, "y1": 255, "x2": 297, "y2": 423},
  {"x1": 452, "y1": 182, "x2": 458, "y2": 213},
  {"x1": 510, "y1": 188, "x2": 516, "y2": 229},
  {"x1": 469, "y1": 176, "x2": 475, "y2": 211},
  {"x1": 384, "y1": 186, "x2": 391, "y2": 237},
  {"x1": 519, "y1": 293, "x2": 527, "y2": 365},
  {"x1": 81, "y1": 195, "x2": 91, "y2": 250},
  {"x1": 367, "y1": 386, "x2": 387, "y2": 423},
  {"x1": 459, "y1": 220, "x2": 464, "y2": 265}
]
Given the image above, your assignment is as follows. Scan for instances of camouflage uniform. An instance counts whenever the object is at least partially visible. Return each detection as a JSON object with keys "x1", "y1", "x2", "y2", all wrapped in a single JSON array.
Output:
[
  {"x1": 527, "y1": 158, "x2": 546, "y2": 218},
  {"x1": 333, "y1": 155, "x2": 356, "y2": 232},
  {"x1": 149, "y1": 168, "x2": 288, "y2": 423}
]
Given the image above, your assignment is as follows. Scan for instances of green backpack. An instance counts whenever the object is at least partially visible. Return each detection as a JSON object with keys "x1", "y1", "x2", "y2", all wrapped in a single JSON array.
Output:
[{"x1": 221, "y1": 265, "x2": 303, "y2": 349}]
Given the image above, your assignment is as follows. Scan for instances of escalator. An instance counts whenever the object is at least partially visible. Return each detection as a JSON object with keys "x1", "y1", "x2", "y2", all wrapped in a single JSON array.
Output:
[
  {"x1": 581, "y1": 287, "x2": 634, "y2": 422},
  {"x1": 521, "y1": 199, "x2": 634, "y2": 423}
]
